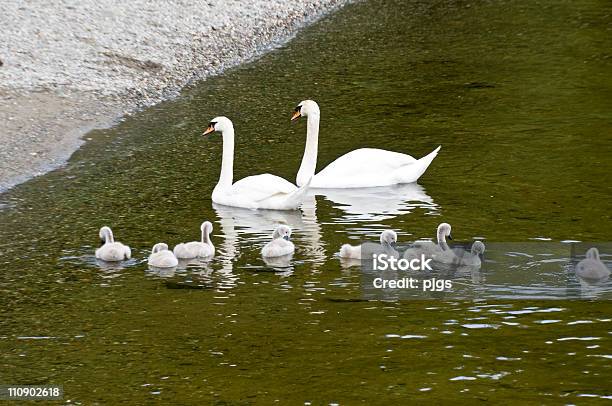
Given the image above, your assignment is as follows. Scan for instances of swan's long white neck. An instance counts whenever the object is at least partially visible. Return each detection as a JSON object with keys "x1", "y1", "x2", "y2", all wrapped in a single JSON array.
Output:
[
  {"x1": 437, "y1": 229, "x2": 449, "y2": 251},
  {"x1": 296, "y1": 112, "x2": 320, "y2": 187},
  {"x1": 103, "y1": 228, "x2": 114, "y2": 244},
  {"x1": 587, "y1": 248, "x2": 600, "y2": 261},
  {"x1": 201, "y1": 226, "x2": 212, "y2": 245},
  {"x1": 217, "y1": 126, "x2": 235, "y2": 189}
]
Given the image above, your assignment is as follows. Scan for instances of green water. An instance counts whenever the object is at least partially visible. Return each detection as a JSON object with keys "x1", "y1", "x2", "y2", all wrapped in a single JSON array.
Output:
[{"x1": 1, "y1": 0, "x2": 612, "y2": 403}]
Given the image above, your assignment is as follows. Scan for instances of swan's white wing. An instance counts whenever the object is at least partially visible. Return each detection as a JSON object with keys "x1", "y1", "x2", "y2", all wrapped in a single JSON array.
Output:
[
  {"x1": 123, "y1": 244, "x2": 131, "y2": 260},
  {"x1": 214, "y1": 174, "x2": 307, "y2": 210},
  {"x1": 319, "y1": 148, "x2": 416, "y2": 177},
  {"x1": 231, "y1": 174, "x2": 297, "y2": 201},
  {"x1": 313, "y1": 148, "x2": 417, "y2": 188}
]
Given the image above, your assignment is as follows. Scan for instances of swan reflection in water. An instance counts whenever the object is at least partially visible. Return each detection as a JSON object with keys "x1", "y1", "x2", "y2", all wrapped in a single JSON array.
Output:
[
  {"x1": 146, "y1": 265, "x2": 177, "y2": 278},
  {"x1": 262, "y1": 254, "x2": 294, "y2": 270},
  {"x1": 213, "y1": 184, "x2": 436, "y2": 272},
  {"x1": 312, "y1": 183, "x2": 437, "y2": 222},
  {"x1": 213, "y1": 195, "x2": 324, "y2": 271}
]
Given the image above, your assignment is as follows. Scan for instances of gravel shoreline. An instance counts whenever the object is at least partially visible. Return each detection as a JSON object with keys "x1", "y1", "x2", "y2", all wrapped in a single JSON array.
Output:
[{"x1": 0, "y1": 0, "x2": 350, "y2": 192}]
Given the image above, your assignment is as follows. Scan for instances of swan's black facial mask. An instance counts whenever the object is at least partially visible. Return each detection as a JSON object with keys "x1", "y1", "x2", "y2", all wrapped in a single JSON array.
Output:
[
  {"x1": 291, "y1": 106, "x2": 302, "y2": 121},
  {"x1": 203, "y1": 121, "x2": 217, "y2": 135}
]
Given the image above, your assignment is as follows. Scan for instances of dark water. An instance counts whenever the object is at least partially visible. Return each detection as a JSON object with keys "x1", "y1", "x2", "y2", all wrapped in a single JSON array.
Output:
[{"x1": 1, "y1": 0, "x2": 612, "y2": 403}]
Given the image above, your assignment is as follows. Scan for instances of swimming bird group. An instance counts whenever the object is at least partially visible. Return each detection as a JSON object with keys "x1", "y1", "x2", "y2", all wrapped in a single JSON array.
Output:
[
  {"x1": 201, "y1": 100, "x2": 440, "y2": 210},
  {"x1": 338, "y1": 223, "x2": 487, "y2": 269},
  {"x1": 95, "y1": 222, "x2": 296, "y2": 268},
  {"x1": 95, "y1": 99, "x2": 439, "y2": 264},
  {"x1": 94, "y1": 99, "x2": 608, "y2": 279},
  {"x1": 95, "y1": 221, "x2": 215, "y2": 268}
]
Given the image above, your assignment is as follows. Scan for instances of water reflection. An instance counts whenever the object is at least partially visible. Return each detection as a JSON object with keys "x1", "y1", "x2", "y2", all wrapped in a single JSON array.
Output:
[
  {"x1": 177, "y1": 257, "x2": 214, "y2": 269},
  {"x1": 313, "y1": 183, "x2": 437, "y2": 222},
  {"x1": 213, "y1": 196, "x2": 325, "y2": 269},
  {"x1": 262, "y1": 253, "x2": 294, "y2": 269},
  {"x1": 95, "y1": 258, "x2": 136, "y2": 273},
  {"x1": 577, "y1": 277, "x2": 611, "y2": 299},
  {"x1": 339, "y1": 256, "x2": 362, "y2": 269},
  {"x1": 357, "y1": 243, "x2": 612, "y2": 300},
  {"x1": 146, "y1": 265, "x2": 177, "y2": 278},
  {"x1": 1, "y1": 0, "x2": 610, "y2": 399},
  {"x1": 61, "y1": 252, "x2": 140, "y2": 273}
]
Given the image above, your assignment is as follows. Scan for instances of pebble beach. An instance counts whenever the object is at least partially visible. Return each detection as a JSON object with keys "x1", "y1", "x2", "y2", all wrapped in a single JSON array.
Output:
[{"x1": 0, "y1": 0, "x2": 349, "y2": 192}]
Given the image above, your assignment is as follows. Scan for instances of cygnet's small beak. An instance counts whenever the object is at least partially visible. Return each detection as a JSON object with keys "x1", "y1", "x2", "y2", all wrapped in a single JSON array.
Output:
[
  {"x1": 448, "y1": 234, "x2": 453, "y2": 240},
  {"x1": 291, "y1": 110, "x2": 301, "y2": 121},
  {"x1": 203, "y1": 125, "x2": 215, "y2": 136},
  {"x1": 283, "y1": 235, "x2": 290, "y2": 241}
]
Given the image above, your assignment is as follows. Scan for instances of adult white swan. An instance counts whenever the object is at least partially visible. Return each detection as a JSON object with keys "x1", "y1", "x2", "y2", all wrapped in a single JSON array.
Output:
[
  {"x1": 203, "y1": 117, "x2": 309, "y2": 210},
  {"x1": 291, "y1": 100, "x2": 441, "y2": 188},
  {"x1": 95, "y1": 226, "x2": 131, "y2": 262}
]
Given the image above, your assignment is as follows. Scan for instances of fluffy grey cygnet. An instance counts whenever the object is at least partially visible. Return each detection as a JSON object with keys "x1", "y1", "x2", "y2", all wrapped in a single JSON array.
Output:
[
  {"x1": 148, "y1": 243, "x2": 178, "y2": 268},
  {"x1": 576, "y1": 247, "x2": 610, "y2": 281},
  {"x1": 95, "y1": 226, "x2": 131, "y2": 262},
  {"x1": 173, "y1": 221, "x2": 215, "y2": 259},
  {"x1": 261, "y1": 225, "x2": 294, "y2": 258},
  {"x1": 339, "y1": 230, "x2": 398, "y2": 260}
]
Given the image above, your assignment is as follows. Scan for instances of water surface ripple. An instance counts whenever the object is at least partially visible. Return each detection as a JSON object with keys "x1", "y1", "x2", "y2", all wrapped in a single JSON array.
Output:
[{"x1": 1, "y1": 0, "x2": 611, "y2": 403}]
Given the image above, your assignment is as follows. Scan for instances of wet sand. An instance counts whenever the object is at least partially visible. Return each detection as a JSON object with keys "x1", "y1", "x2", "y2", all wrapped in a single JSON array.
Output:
[{"x1": 0, "y1": 0, "x2": 350, "y2": 192}]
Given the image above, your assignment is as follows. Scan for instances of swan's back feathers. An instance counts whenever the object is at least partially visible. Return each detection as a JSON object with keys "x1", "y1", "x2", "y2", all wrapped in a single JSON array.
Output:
[
  {"x1": 340, "y1": 242, "x2": 399, "y2": 260},
  {"x1": 275, "y1": 176, "x2": 310, "y2": 209},
  {"x1": 215, "y1": 173, "x2": 306, "y2": 210},
  {"x1": 392, "y1": 146, "x2": 441, "y2": 184},
  {"x1": 173, "y1": 242, "x2": 214, "y2": 259},
  {"x1": 339, "y1": 244, "x2": 362, "y2": 259},
  {"x1": 576, "y1": 258, "x2": 610, "y2": 281},
  {"x1": 148, "y1": 250, "x2": 178, "y2": 268},
  {"x1": 261, "y1": 239, "x2": 295, "y2": 258},
  {"x1": 96, "y1": 242, "x2": 130, "y2": 262},
  {"x1": 232, "y1": 174, "x2": 297, "y2": 198},
  {"x1": 403, "y1": 240, "x2": 441, "y2": 260},
  {"x1": 316, "y1": 149, "x2": 415, "y2": 182},
  {"x1": 311, "y1": 147, "x2": 440, "y2": 188}
]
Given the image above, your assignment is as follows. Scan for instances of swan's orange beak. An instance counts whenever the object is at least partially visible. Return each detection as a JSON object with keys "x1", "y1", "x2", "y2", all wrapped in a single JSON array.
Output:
[
  {"x1": 203, "y1": 125, "x2": 215, "y2": 136},
  {"x1": 291, "y1": 110, "x2": 301, "y2": 121}
]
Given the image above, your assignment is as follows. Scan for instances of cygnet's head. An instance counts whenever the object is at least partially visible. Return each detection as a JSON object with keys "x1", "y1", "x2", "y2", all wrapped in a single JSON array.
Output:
[
  {"x1": 203, "y1": 116, "x2": 233, "y2": 135},
  {"x1": 438, "y1": 223, "x2": 452, "y2": 240},
  {"x1": 152, "y1": 243, "x2": 169, "y2": 254},
  {"x1": 586, "y1": 247, "x2": 600, "y2": 261},
  {"x1": 272, "y1": 225, "x2": 292, "y2": 241},
  {"x1": 291, "y1": 100, "x2": 320, "y2": 121},
  {"x1": 380, "y1": 230, "x2": 398, "y2": 247},
  {"x1": 99, "y1": 226, "x2": 113, "y2": 244},
  {"x1": 201, "y1": 221, "x2": 213, "y2": 234},
  {"x1": 471, "y1": 241, "x2": 486, "y2": 255}
]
